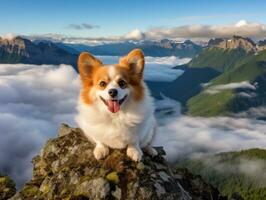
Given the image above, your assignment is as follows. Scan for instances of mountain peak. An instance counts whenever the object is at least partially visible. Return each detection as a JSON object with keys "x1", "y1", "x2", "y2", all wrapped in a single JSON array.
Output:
[
  {"x1": 183, "y1": 39, "x2": 194, "y2": 44},
  {"x1": 208, "y1": 35, "x2": 256, "y2": 53},
  {"x1": 0, "y1": 35, "x2": 78, "y2": 68},
  {"x1": 0, "y1": 36, "x2": 28, "y2": 56},
  {"x1": 10, "y1": 124, "x2": 226, "y2": 200},
  {"x1": 257, "y1": 39, "x2": 266, "y2": 51}
]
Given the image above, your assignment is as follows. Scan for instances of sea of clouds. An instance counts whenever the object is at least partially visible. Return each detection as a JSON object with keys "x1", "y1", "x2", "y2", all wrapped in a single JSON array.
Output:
[
  {"x1": 0, "y1": 64, "x2": 79, "y2": 187},
  {"x1": 96, "y1": 55, "x2": 189, "y2": 82},
  {"x1": 0, "y1": 62, "x2": 266, "y2": 188},
  {"x1": 154, "y1": 108, "x2": 266, "y2": 161},
  {"x1": 198, "y1": 156, "x2": 266, "y2": 186}
]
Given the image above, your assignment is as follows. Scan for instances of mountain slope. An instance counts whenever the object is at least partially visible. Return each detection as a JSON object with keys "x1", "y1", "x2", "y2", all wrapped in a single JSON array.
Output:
[
  {"x1": 187, "y1": 49, "x2": 266, "y2": 116},
  {"x1": 188, "y1": 47, "x2": 252, "y2": 72},
  {"x1": 0, "y1": 37, "x2": 78, "y2": 69},
  {"x1": 188, "y1": 36, "x2": 257, "y2": 73},
  {"x1": 179, "y1": 148, "x2": 266, "y2": 200},
  {"x1": 146, "y1": 65, "x2": 221, "y2": 106},
  {"x1": 186, "y1": 35, "x2": 266, "y2": 117}
]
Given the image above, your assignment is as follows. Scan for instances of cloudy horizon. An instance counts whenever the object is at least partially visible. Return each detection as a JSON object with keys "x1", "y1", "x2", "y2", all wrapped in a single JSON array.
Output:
[
  {"x1": 2, "y1": 20, "x2": 261, "y2": 45},
  {"x1": 1, "y1": 0, "x2": 266, "y2": 45}
]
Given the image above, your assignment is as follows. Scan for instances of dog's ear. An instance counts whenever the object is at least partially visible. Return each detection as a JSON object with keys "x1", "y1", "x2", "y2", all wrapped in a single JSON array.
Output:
[
  {"x1": 119, "y1": 49, "x2": 145, "y2": 80},
  {"x1": 78, "y1": 52, "x2": 102, "y2": 84}
]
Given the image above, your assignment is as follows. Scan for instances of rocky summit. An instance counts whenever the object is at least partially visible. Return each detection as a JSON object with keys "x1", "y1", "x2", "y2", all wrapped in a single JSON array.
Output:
[
  {"x1": 207, "y1": 35, "x2": 256, "y2": 53},
  {"x1": 8, "y1": 124, "x2": 227, "y2": 200}
]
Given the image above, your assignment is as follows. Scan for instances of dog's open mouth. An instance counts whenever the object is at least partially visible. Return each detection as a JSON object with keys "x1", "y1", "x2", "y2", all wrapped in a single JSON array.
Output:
[{"x1": 100, "y1": 95, "x2": 127, "y2": 113}]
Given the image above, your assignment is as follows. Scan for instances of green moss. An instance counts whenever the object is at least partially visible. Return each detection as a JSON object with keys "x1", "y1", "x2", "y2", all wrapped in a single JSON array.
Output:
[
  {"x1": 79, "y1": 176, "x2": 92, "y2": 184},
  {"x1": 0, "y1": 175, "x2": 16, "y2": 199},
  {"x1": 0, "y1": 176, "x2": 15, "y2": 187},
  {"x1": 40, "y1": 183, "x2": 50, "y2": 194},
  {"x1": 0, "y1": 176, "x2": 16, "y2": 192},
  {"x1": 0, "y1": 177, "x2": 6, "y2": 184},
  {"x1": 20, "y1": 185, "x2": 39, "y2": 197},
  {"x1": 106, "y1": 172, "x2": 119, "y2": 184},
  {"x1": 136, "y1": 162, "x2": 145, "y2": 170}
]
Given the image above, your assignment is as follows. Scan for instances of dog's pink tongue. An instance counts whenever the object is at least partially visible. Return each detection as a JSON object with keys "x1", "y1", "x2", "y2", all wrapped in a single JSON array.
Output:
[{"x1": 107, "y1": 100, "x2": 120, "y2": 113}]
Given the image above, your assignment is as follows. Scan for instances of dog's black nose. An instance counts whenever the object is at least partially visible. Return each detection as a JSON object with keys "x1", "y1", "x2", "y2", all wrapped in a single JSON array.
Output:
[{"x1": 108, "y1": 89, "x2": 118, "y2": 98}]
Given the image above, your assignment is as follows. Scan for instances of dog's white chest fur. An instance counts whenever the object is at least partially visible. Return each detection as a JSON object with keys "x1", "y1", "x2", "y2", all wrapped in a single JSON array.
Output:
[
  {"x1": 76, "y1": 49, "x2": 157, "y2": 161},
  {"x1": 75, "y1": 85, "x2": 156, "y2": 149}
]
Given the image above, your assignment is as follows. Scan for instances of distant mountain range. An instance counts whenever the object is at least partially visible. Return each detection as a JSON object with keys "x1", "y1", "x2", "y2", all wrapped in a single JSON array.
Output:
[
  {"x1": 64, "y1": 39, "x2": 203, "y2": 58},
  {"x1": 1, "y1": 35, "x2": 266, "y2": 117},
  {"x1": 147, "y1": 35, "x2": 266, "y2": 117},
  {"x1": 0, "y1": 37, "x2": 203, "y2": 68}
]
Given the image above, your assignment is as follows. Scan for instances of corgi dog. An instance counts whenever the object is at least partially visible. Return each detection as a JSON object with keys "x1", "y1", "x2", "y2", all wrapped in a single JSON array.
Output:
[{"x1": 75, "y1": 49, "x2": 157, "y2": 161}]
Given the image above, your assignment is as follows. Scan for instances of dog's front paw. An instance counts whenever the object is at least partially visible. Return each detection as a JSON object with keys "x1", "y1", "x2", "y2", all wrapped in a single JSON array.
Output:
[
  {"x1": 93, "y1": 144, "x2": 109, "y2": 160},
  {"x1": 127, "y1": 146, "x2": 143, "y2": 162}
]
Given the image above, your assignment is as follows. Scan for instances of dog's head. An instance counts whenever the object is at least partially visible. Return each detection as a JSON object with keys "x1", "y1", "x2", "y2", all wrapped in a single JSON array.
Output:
[{"x1": 78, "y1": 49, "x2": 145, "y2": 113}]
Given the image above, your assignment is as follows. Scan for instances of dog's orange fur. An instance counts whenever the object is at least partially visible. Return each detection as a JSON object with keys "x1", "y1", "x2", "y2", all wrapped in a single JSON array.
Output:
[
  {"x1": 78, "y1": 49, "x2": 145, "y2": 104},
  {"x1": 76, "y1": 49, "x2": 157, "y2": 162}
]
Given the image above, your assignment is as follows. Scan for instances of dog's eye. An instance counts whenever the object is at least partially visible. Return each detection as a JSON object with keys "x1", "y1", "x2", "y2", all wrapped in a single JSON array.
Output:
[
  {"x1": 99, "y1": 81, "x2": 106, "y2": 87},
  {"x1": 118, "y1": 80, "x2": 127, "y2": 88}
]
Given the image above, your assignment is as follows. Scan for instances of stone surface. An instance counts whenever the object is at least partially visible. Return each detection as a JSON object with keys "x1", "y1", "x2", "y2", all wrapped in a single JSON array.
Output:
[
  {"x1": 208, "y1": 35, "x2": 256, "y2": 53},
  {"x1": 10, "y1": 124, "x2": 227, "y2": 200},
  {"x1": 257, "y1": 39, "x2": 266, "y2": 52}
]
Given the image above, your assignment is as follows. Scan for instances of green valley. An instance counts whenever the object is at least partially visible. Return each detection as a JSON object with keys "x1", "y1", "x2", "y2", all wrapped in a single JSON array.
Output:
[{"x1": 187, "y1": 43, "x2": 266, "y2": 116}]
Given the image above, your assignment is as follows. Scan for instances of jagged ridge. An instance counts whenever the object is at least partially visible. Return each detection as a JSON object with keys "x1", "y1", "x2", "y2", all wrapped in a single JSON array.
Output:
[{"x1": 0, "y1": 36, "x2": 78, "y2": 68}]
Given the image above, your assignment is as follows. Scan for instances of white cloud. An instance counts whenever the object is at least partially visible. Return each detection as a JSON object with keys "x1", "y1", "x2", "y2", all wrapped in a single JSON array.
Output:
[
  {"x1": 0, "y1": 64, "x2": 80, "y2": 187},
  {"x1": 1, "y1": 33, "x2": 17, "y2": 40},
  {"x1": 23, "y1": 20, "x2": 266, "y2": 45},
  {"x1": 144, "y1": 56, "x2": 189, "y2": 82},
  {"x1": 145, "y1": 56, "x2": 191, "y2": 66},
  {"x1": 93, "y1": 55, "x2": 190, "y2": 82},
  {"x1": 197, "y1": 156, "x2": 266, "y2": 185},
  {"x1": 145, "y1": 20, "x2": 266, "y2": 40},
  {"x1": 205, "y1": 81, "x2": 256, "y2": 94},
  {"x1": 235, "y1": 20, "x2": 248, "y2": 27},
  {"x1": 96, "y1": 55, "x2": 191, "y2": 66},
  {"x1": 65, "y1": 23, "x2": 100, "y2": 30},
  {"x1": 237, "y1": 91, "x2": 257, "y2": 98},
  {"x1": 233, "y1": 106, "x2": 266, "y2": 119},
  {"x1": 123, "y1": 29, "x2": 146, "y2": 41},
  {"x1": 153, "y1": 110, "x2": 266, "y2": 162},
  {"x1": 238, "y1": 159, "x2": 266, "y2": 183}
]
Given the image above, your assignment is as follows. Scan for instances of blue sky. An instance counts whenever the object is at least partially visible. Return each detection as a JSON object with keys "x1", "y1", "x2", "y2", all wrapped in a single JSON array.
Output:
[{"x1": 0, "y1": 0, "x2": 266, "y2": 38}]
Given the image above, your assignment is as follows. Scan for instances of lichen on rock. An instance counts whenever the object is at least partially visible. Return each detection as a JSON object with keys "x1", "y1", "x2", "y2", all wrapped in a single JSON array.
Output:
[
  {"x1": 10, "y1": 124, "x2": 227, "y2": 200},
  {"x1": 0, "y1": 175, "x2": 16, "y2": 200}
]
